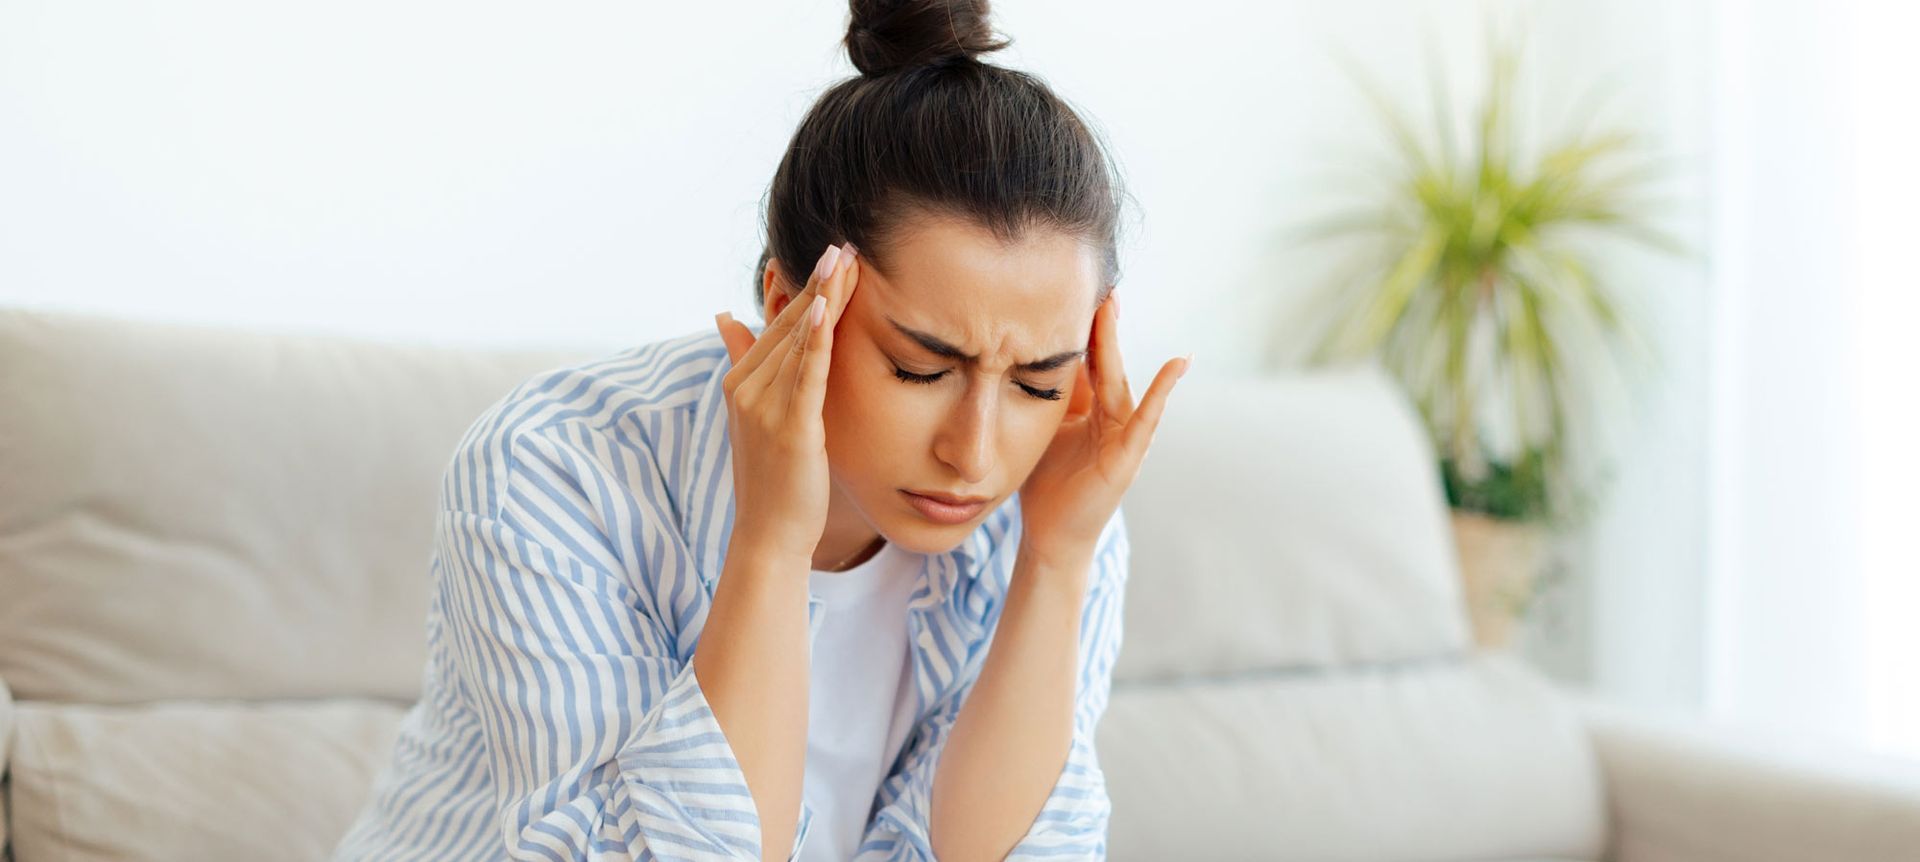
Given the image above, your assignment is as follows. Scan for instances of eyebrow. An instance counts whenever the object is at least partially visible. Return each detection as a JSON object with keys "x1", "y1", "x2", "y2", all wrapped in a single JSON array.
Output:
[{"x1": 885, "y1": 315, "x2": 1085, "y2": 373}]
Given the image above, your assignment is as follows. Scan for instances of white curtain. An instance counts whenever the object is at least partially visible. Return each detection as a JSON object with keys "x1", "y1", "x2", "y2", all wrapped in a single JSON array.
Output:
[{"x1": 1705, "y1": 0, "x2": 1920, "y2": 758}]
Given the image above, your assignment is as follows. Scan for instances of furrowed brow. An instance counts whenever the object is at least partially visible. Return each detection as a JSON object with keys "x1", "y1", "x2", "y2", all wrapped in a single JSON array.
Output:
[{"x1": 886, "y1": 315, "x2": 1085, "y2": 373}]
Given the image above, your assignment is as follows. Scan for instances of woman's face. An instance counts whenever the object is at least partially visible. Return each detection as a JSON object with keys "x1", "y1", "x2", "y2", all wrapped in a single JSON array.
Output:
[{"x1": 763, "y1": 213, "x2": 1101, "y2": 557}]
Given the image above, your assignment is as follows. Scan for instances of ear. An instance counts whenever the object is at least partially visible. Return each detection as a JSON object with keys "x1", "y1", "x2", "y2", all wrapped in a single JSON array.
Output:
[{"x1": 762, "y1": 258, "x2": 796, "y2": 322}]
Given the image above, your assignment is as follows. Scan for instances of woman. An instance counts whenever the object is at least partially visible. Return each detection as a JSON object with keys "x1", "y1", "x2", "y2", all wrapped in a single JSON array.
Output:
[{"x1": 334, "y1": 1, "x2": 1190, "y2": 859}]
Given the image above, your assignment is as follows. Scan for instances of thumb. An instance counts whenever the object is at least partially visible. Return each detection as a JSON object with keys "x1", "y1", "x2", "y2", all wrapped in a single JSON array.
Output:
[
  {"x1": 1067, "y1": 362, "x2": 1096, "y2": 419},
  {"x1": 714, "y1": 312, "x2": 753, "y2": 364}
]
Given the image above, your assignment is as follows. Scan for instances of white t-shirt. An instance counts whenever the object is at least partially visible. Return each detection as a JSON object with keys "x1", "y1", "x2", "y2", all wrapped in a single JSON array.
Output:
[{"x1": 797, "y1": 540, "x2": 923, "y2": 862}]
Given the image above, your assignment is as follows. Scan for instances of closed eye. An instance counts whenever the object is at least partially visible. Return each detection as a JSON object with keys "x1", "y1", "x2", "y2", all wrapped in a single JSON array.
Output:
[{"x1": 890, "y1": 365, "x2": 1064, "y2": 401}]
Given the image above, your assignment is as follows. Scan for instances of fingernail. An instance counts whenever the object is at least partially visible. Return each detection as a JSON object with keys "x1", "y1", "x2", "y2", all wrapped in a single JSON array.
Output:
[
  {"x1": 834, "y1": 242, "x2": 857, "y2": 276},
  {"x1": 1180, "y1": 353, "x2": 1193, "y2": 378},
  {"x1": 810, "y1": 294, "x2": 827, "y2": 328},
  {"x1": 814, "y1": 244, "x2": 841, "y2": 282}
]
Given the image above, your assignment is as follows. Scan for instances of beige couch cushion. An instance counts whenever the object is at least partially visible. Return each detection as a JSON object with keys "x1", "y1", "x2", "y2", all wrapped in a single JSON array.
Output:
[
  {"x1": 0, "y1": 308, "x2": 589, "y2": 704},
  {"x1": 7, "y1": 698, "x2": 406, "y2": 860},
  {"x1": 1116, "y1": 366, "x2": 1471, "y2": 682},
  {"x1": 1099, "y1": 654, "x2": 1605, "y2": 861}
]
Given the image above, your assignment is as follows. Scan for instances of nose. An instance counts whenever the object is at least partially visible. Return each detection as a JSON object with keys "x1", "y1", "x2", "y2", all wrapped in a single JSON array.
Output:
[{"x1": 932, "y1": 380, "x2": 996, "y2": 486}]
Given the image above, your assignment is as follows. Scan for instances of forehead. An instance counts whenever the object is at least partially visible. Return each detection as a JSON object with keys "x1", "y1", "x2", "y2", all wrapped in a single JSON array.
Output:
[{"x1": 862, "y1": 213, "x2": 1102, "y2": 356}]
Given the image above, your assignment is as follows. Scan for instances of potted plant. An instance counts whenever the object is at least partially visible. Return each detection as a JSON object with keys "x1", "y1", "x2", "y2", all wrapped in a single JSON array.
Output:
[{"x1": 1293, "y1": 36, "x2": 1679, "y2": 648}]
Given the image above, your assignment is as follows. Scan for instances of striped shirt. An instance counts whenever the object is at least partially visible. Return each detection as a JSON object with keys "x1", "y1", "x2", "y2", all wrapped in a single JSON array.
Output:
[{"x1": 332, "y1": 325, "x2": 1130, "y2": 861}]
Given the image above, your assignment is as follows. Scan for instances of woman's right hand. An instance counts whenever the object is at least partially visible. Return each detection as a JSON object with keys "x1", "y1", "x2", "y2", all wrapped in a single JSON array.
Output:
[{"x1": 713, "y1": 242, "x2": 860, "y2": 565}]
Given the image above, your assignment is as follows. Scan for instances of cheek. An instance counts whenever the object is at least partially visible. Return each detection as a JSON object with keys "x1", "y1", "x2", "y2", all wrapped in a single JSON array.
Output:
[
  {"x1": 822, "y1": 356, "x2": 913, "y2": 466},
  {"x1": 1007, "y1": 402, "x2": 1066, "y2": 462}
]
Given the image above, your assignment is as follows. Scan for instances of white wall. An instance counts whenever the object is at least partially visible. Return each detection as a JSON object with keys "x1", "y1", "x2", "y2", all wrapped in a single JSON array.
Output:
[
  {"x1": 0, "y1": 0, "x2": 1509, "y2": 364},
  {"x1": 1, "y1": 1, "x2": 847, "y2": 350}
]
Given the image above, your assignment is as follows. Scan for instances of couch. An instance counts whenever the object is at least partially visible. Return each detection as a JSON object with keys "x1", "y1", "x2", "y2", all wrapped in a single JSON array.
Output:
[{"x1": 2, "y1": 306, "x2": 1917, "y2": 861}]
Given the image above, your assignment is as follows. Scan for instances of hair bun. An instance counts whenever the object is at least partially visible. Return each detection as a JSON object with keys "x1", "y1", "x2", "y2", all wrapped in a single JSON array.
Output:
[{"x1": 845, "y1": 0, "x2": 1010, "y2": 77}]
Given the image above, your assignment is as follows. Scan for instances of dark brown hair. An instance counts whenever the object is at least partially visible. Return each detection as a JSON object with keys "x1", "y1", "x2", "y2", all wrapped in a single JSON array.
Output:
[{"x1": 751, "y1": 0, "x2": 1130, "y2": 312}]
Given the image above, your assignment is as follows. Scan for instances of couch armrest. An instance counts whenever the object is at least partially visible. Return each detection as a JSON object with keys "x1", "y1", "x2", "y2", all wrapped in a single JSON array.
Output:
[
  {"x1": 1576, "y1": 699, "x2": 1920, "y2": 862},
  {"x1": 2, "y1": 675, "x2": 13, "y2": 858}
]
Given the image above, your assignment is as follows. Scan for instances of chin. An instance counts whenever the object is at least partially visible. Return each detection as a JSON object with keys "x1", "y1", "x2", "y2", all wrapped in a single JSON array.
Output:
[
  {"x1": 878, "y1": 519, "x2": 972, "y2": 557},
  {"x1": 877, "y1": 503, "x2": 992, "y2": 553}
]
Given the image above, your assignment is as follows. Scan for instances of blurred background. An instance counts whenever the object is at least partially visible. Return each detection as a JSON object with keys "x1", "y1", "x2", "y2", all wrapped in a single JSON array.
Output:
[{"x1": 2, "y1": 0, "x2": 1913, "y2": 770}]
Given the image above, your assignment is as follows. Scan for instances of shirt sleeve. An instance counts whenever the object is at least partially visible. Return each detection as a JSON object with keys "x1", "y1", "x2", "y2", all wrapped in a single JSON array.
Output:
[
  {"x1": 858, "y1": 509, "x2": 1130, "y2": 861},
  {"x1": 435, "y1": 424, "x2": 812, "y2": 862}
]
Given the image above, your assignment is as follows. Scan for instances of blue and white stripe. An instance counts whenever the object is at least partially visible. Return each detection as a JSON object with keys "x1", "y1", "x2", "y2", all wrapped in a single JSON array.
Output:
[{"x1": 332, "y1": 325, "x2": 1129, "y2": 861}]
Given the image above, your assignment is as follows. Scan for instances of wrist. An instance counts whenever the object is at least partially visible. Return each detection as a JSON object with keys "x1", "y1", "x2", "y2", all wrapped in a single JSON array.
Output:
[
  {"x1": 729, "y1": 513, "x2": 816, "y2": 559},
  {"x1": 1015, "y1": 538, "x2": 1095, "y2": 584},
  {"x1": 723, "y1": 533, "x2": 814, "y2": 582}
]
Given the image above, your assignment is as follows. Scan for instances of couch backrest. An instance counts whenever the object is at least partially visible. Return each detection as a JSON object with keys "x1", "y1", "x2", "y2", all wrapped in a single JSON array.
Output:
[
  {"x1": 0, "y1": 308, "x2": 591, "y2": 704},
  {"x1": 1114, "y1": 366, "x2": 1471, "y2": 682},
  {"x1": 1, "y1": 307, "x2": 1472, "y2": 704}
]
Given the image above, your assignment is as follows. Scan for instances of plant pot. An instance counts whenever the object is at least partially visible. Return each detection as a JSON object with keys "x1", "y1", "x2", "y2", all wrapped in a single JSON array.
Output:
[{"x1": 1449, "y1": 509, "x2": 1551, "y2": 649}]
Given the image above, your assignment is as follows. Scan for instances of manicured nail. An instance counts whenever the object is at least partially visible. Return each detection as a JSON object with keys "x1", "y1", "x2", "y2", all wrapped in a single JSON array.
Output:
[
  {"x1": 810, "y1": 294, "x2": 827, "y2": 328},
  {"x1": 814, "y1": 244, "x2": 842, "y2": 282},
  {"x1": 1180, "y1": 353, "x2": 1194, "y2": 377},
  {"x1": 834, "y1": 242, "x2": 856, "y2": 276}
]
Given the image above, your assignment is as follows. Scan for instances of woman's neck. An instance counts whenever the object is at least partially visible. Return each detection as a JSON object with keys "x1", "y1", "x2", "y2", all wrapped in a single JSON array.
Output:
[{"x1": 812, "y1": 481, "x2": 885, "y2": 572}]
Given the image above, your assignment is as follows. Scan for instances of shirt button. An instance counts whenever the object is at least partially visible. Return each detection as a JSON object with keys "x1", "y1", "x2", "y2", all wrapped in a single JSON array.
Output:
[{"x1": 917, "y1": 631, "x2": 935, "y2": 649}]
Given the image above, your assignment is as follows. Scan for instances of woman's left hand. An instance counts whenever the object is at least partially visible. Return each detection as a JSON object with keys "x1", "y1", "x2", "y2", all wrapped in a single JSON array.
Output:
[{"x1": 1018, "y1": 289, "x2": 1191, "y2": 566}]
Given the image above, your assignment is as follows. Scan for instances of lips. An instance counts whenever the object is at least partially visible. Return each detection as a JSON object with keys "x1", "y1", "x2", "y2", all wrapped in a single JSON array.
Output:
[
  {"x1": 902, "y1": 489, "x2": 991, "y2": 525},
  {"x1": 906, "y1": 489, "x2": 992, "y2": 506}
]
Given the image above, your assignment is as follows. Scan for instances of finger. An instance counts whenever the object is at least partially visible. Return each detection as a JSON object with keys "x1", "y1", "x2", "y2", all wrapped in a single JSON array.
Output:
[
  {"x1": 734, "y1": 243, "x2": 841, "y2": 380},
  {"x1": 734, "y1": 261, "x2": 822, "y2": 374},
  {"x1": 1120, "y1": 355, "x2": 1192, "y2": 457},
  {"x1": 748, "y1": 242, "x2": 850, "y2": 404},
  {"x1": 718, "y1": 313, "x2": 780, "y2": 399},
  {"x1": 1091, "y1": 290, "x2": 1133, "y2": 425},
  {"x1": 739, "y1": 293, "x2": 819, "y2": 404},
  {"x1": 792, "y1": 247, "x2": 858, "y2": 418},
  {"x1": 772, "y1": 293, "x2": 821, "y2": 411},
  {"x1": 715, "y1": 312, "x2": 753, "y2": 364},
  {"x1": 823, "y1": 243, "x2": 860, "y2": 330},
  {"x1": 775, "y1": 244, "x2": 857, "y2": 413},
  {"x1": 1065, "y1": 361, "x2": 1095, "y2": 419}
]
